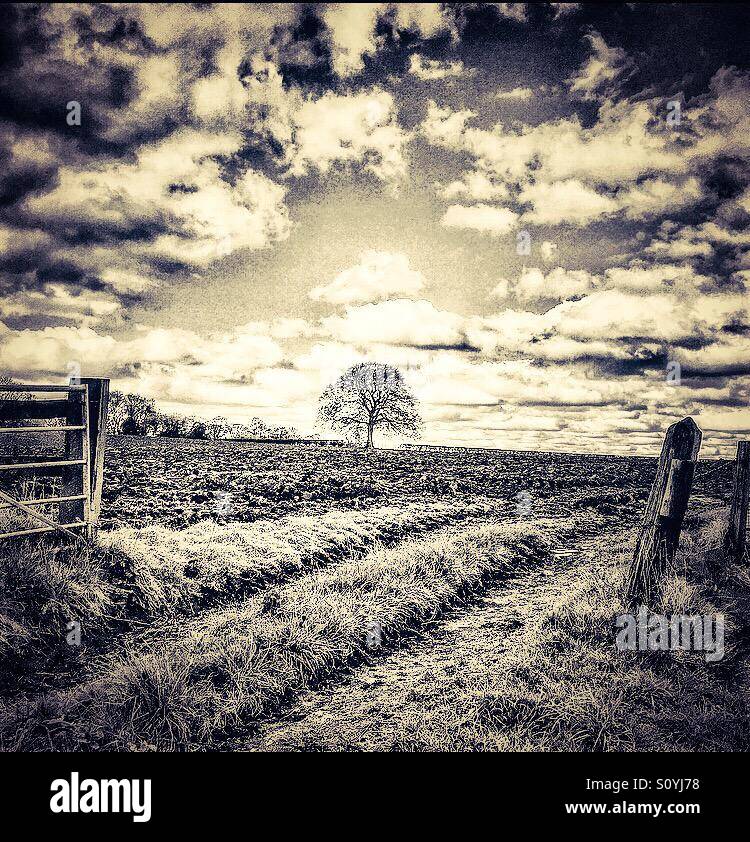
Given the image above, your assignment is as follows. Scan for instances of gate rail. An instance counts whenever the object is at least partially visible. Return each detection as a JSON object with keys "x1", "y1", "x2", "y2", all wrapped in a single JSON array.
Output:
[{"x1": 0, "y1": 379, "x2": 109, "y2": 543}]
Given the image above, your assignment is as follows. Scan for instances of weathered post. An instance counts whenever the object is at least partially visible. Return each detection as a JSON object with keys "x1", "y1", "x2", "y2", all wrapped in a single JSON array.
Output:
[
  {"x1": 81, "y1": 377, "x2": 110, "y2": 537},
  {"x1": 724, "y1": 441, "x2": 750, "y2": 564},
  {"x1": 625, "y1": 417, "x2": 702, "y2": 607}
]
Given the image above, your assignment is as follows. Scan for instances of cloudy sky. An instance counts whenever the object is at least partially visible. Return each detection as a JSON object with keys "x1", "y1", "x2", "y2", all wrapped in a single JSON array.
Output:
[{"x1": 1, "y1": 2, "x2": 749, "y2": 455}]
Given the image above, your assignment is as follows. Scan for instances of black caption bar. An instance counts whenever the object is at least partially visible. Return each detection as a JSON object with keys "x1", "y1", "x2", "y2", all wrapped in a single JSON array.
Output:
[{"x1": 0, "y1": 752, "x2": 739, "y2": 830}]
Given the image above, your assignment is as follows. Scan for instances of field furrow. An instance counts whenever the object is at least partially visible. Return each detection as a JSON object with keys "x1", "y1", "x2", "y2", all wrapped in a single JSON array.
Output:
[{"x1": 101, "y1": 498, "x2": 501, "y2": 619}]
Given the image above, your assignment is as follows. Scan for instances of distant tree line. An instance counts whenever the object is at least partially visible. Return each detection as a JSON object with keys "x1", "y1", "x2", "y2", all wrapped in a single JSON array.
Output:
[
  {"x1": 108, "y1": 391, "x2": 299, "y2": 440},
  {"x1": 0, "y1": 374, "x2": 30, "y2": 401}
]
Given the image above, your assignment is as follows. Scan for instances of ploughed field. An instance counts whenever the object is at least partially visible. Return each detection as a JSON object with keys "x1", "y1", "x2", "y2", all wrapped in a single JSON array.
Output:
[{"x1": 100, "y1": 435, "x2": 732, "y2": 529}]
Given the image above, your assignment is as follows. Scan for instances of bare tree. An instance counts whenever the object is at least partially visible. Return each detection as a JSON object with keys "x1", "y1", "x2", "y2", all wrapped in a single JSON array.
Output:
[
  {"x1": 206, "y1": 416, "x2": 230, "y2": 441},
  {"x1": 317, "y1": 362, "x2": 422, "y2": 449},
  {"x1": 120, "y1": 393, "x2": 156, "y2": 435},
  {"x1": 108, "y1": 390, "x2": 128, "y2": 433}
]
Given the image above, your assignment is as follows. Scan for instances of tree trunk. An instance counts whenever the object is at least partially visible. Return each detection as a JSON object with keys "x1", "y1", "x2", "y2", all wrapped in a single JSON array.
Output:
[{"x1": 365, "y1": 423, "x2": 374, "y2": 449}]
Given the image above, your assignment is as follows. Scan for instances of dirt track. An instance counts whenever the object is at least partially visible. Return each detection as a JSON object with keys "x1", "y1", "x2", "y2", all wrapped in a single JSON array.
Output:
[{"x1": 234, "y1": 528, "x2": 634, "y2": 751}]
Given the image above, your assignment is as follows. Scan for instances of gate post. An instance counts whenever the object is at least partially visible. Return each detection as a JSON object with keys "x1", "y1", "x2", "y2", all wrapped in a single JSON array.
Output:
[
  {"x1": 80, "y1": 378, "x2": 110, "y2": 538},
  {"x1": 625, "y1": 417, "x2": 702, "y2": 607},
  {"x1": 724, "y1": 441, "x2": 750, "y2": 564}
]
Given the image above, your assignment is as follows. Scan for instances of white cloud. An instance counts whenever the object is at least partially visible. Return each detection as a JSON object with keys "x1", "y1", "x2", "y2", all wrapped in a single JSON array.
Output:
[
  {"x1": 494, "y1": 86, "x2": 533, "y2": 101},
  {"x1": 192, "y1": 41, "x2": 250, "y2": 128},
  {"x1": 441, "y1": 203, "x2": 519, "y2": 235},
  {"x1": 0, "y1": 284, "x2": 121, "y2": 327},
  {"x1": 567, "y1": 31, "x2": 634, "y2": 101},
  {"x1": 534, "y1": 289, "x2": 746, "y2": 347},
  {"x1": 420, "y1": 95, "x2": 689, "y2": 193},
  {"x1": 322, "y1": 299, "x2": 468, "y2": 348},
  {"x1": 676, "y1": 334, "x2": 750, "y2": 376},
  {"x1": 0, "y1": 325, "x2": 117, "y2": 375},
  {"x1": 24, "y1": 129, "x2": 291, "y2": 267},
  {"x1": 105, "y1": 51, "x2": 187, "y2": 144},
  {"x1": 267, "y1": 318, "x2": 320, "y2": 340},
  {"x1": 645, "y1": 234, "x2": 715, "y2": 261},
  {"x1": 603, "y1": 264, "x2": 714, "y2": 294},
  {"x1": 697, "y1": 407, "x2": 750, "y2": 433},
  {"x1": 286, "y1": 88, "x2": 409, "y2": 182},
  {"x1": 393, "y1": 3, "x2": 449, "y2": 37},
  {"x1": 511, "y1": 266, "x2": 598, "y2": 303},
  {"x1": 128, "y1": 3, "x2": 293, "y2": 51},
  {"x1": 489, "y1": 278, "x2": 510, "y2": 299},
  {"x1": 0, "y1": 319, "x2": 285, "y2": 382},
  {"x1": 208, "y1": 58, "x2": 410, "y2": 185},
  {"x1": 540, "y1": 241, "x2": 558, "y2": 263},
  {"x1": 464, "y1": 281, "x2": 749, "y2": 374},
  {"x1": 441, "y1": 171, "x2": 510, "y2": 201},
  {"x1": 686, "y1": 67, "x2": 750, "y2": 164},
  {"x1": 322, "y1": 3, "x2": 382, "y2": 76},
  {"x1": 322, "y1": 3, "x2": 452, "y2": 76},
  {"x1": 310, "y1": 251, "x2": 426, "y2": 304},
  {"x1": 616, "y1": 177, "x2": 704, "y2": 220},
  {"x1": 519, "y1": 179, "x2": 619, "y2": 226},
  {"x1": 98, "y1": 269, "x2": 156, "y2": 295},
  {"x1": 550, "y1": 3, "x2": 580, "y2": 18},
  {"x1": 645, "y1": 218, "x2": 750, "y2": 262},
  {"x1": 409, "y1": 54, "x2": 473, "y2": 80},
  {"x1": 421, "y1": 101, "x2": 474, "y2": 147},
  {"x1": 490, "y1": 4, "x2": 528, "y2": 23}
]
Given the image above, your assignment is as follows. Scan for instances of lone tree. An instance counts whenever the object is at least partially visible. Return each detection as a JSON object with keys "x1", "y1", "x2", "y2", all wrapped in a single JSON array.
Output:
[{"x1": 318, "y1": 362, "x2": 423, "y2": 449}]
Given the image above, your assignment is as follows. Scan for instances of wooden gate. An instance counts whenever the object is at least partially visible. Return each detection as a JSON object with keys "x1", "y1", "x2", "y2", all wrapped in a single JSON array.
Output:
[{"x1": 0, "y1": 378, "x2": 109, "y2": 543}]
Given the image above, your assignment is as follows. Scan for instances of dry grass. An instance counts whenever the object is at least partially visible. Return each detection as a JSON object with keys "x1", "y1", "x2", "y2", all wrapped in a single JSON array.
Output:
[
  {"x1": 0, "y1": 517, "x2": 562, "y2": 750},
  {"x1": 0, "y1": 499, "x2": 492, "y2": 687},
  {"x1": 100, "y1": 500, "x2": 496, "y2": 618},
  {"x1": 3, "y1": 496, "x2": 746, "y2": 753},
  {"x1": 374, "y1": 511, "x2": 750, "y2": 752},
  {"x1": 0, "y1": 538, "x2": 112, "y2": 673}
]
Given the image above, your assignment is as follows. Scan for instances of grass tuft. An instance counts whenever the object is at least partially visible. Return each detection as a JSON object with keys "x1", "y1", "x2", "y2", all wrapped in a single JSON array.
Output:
[{"x1": 0, "y1": 538, "x2": 112, "y2": 672}]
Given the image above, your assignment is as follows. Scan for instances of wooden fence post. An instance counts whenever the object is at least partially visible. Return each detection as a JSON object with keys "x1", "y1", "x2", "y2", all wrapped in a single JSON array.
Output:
[
  {"x1": 80, "y1": 378, "x2": 109, "y2": 537},
  {"x1": 724, "y1": 441, "x2": 750, "y2": 564},
  {"x1": 625, "y1": 416, "x2": 702, "y2": 607}
]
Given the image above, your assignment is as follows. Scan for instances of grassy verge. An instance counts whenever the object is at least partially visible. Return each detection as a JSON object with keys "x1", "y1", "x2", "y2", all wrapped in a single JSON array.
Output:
[
  {"x1": 0, "y1": 499, "x2": 493, "y2": 683},
  {"x1": 101, "y1": 499, "x2": 498, "y2": 617},
  {"x1": 413, "y1": 509, "x2": 750, "y2": 751},
  {"x1": 0, "y1": 516, "x2": 581, "y2": 751}
]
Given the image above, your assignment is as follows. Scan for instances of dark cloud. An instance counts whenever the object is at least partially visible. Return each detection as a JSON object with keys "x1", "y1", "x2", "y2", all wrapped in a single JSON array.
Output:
[
  {"x1": 586, "y1": 353, "x2": 667, "y2": 378},
  {"x1": 410, "y1": 340, "x2": 480, "y2": 353},
  {"x1": 266, "y1": 7, "x2": 333, "y2": 89},
  {"x1": 1, "y1": 313, "x2": 78, "y2": 330},
  {"x1": 0, "y1": 158, "x2": 58, "y2": 208}
]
